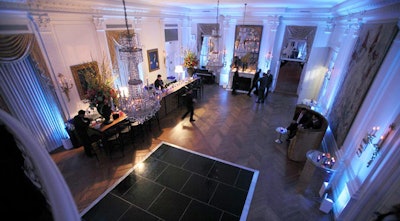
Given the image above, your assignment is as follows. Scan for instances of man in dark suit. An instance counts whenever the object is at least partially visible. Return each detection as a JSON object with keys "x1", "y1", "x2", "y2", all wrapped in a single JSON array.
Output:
[
  {"x1": 231, "y1": 69, "x2": 239, "y2": 95},
  {"x1": 247, "y1": 68, "x2": 261, "y2": 96},
  {"x1": 181, "y1": 87, "x2": 196, "y2": 122},
  {"x1": 73, "y1": 110, "x2": 94, "y2": 157},
  {"x1": 154, "y1": 74, "x2": 164, "y2": 90},
  {"x1": 256, "y1": 72, "x2": 268, "y2": 103},
  {"x1": 286, "y1": 108, "x2": 310, "y2": 140},
  {"x1": 264, "y1": 70, "x2": 273, "y2": 98}
]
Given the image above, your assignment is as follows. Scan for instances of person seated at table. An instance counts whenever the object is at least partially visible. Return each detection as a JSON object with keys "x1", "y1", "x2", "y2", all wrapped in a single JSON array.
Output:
[
  {"x1": 286, "y1": 107, "x2": 310, "y2": 140},
  {"x1": 154, "y1": 74, "x2": 165, "y2": 90},
  {"x1": 73, "y1": 110, "x2": 94, "y2": 157},
  {"x1": 303, "y1": 114, "x2": 322, "y2": 130}
]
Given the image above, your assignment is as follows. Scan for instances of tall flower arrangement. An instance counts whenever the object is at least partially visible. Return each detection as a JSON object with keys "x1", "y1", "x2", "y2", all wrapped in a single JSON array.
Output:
[
  {"x1": 183, "y1": 50, "x2": 199, "y2": 69},
  {"x1": 84, "y1": 59, "x2": 119, "y2": 111}
]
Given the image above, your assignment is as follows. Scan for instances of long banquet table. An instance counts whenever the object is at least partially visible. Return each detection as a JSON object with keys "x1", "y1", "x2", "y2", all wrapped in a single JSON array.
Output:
[{"x1": 90, "y1": 112, "x2": 128, "y2": 133}]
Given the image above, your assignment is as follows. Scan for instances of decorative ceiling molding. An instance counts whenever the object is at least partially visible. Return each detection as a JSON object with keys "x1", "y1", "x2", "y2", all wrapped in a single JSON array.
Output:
[{"x1": 0, "y1": 0, "x2": 398, "y2": 22}]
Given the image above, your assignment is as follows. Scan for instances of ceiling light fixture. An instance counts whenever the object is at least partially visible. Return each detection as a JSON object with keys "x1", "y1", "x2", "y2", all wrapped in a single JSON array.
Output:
[
  {"x1": 206, "y1": 0, "x2": 226, "y2": 71},
  {"x1": 117, "y1": 0, "x2": 161, "y2": 124},
  {"x1": 243, "y1": 3, "x2": 247, "y2": 25}
]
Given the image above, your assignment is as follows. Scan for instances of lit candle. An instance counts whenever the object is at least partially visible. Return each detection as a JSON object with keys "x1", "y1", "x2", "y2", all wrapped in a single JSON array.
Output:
[
  {"x1": 376, "y1": 136, "x2": 384, "y2": 147},
  {"x1": 372, "y1": 126, "x2": 379, "y2": 136}
]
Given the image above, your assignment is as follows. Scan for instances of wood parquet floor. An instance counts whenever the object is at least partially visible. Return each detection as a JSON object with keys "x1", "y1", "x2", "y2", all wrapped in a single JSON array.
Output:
[
  {"x1": 274, "y1": 61, "x2": 302, "y2": 96},
  {"x1": 51, "y1": 83, "x2": 334, "y2": 221}
]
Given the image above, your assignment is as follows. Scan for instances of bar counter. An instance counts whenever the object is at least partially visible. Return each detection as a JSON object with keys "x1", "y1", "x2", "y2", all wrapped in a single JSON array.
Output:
[{"x1": 158, "y1": 77, "x2": 199, "y2": 118}]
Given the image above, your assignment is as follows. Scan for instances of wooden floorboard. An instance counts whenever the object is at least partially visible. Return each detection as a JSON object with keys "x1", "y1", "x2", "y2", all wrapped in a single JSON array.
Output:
[{"x1": 51, "y1": 83, "x2": 334, "y2": 221}]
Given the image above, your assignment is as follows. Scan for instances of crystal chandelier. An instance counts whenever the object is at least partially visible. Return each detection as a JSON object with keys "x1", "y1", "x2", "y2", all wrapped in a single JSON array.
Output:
[
  {"x1": 117, "y1": 0, "x2": 161, "y2": 124},
  {"x1": 235, "y1": 3, "x2": 248, "y2": 58},
  {"x1": 206, "y1": 0, "x2": 226, "y2": 71}
]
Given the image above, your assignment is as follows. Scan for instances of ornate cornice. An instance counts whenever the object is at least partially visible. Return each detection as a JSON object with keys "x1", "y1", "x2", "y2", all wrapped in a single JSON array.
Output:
[
  {"x1": 1, "y1": 1, "x2": 398, "y2": 23},
  {"x1": 29, "y1": 13, "x2": 51, "y2": 32}
]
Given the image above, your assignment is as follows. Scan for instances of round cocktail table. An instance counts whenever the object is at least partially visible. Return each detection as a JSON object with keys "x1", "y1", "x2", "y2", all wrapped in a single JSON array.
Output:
[{"x1": 275, "y1": 127, "x2": 287, "y2": 143}]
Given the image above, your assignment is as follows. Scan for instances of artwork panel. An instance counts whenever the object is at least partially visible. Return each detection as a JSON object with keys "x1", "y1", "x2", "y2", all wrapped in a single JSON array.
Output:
[
  {"x1": 70, "y1": 61, "x2": 99, "y2": 100},
  {"x1": 328, "y1": 22, "x2": 399, "y2": 147}
]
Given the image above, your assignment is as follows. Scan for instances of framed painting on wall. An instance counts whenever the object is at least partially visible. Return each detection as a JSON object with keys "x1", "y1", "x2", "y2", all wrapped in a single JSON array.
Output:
[
  {"x1": 70, "y1": 61, "x2": 99, "y2": 100},
  {"x1": 147, "y1": 49, "x2": 160, "y2": 72}
]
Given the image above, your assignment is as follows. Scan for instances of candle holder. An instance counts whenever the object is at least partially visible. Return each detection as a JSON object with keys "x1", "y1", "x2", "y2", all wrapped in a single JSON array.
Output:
[
  {"x1": 367, "y1": 124, "x2": 395, "y2": 167},
  {"x1": 58, "y1": 73, "x2": 73, "y2": 102},
  {"x1": 357, "y1": 126, "x2": 380, "y2": 157}
]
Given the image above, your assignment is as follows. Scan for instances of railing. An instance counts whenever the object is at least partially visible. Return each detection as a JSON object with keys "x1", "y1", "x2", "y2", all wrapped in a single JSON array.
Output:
[{"x1": 0, "y1": 109, "x2": 80, "y2": 221}]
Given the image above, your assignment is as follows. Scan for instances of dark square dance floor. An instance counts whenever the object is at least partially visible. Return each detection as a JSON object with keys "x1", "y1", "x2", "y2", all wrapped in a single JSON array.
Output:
[{"x1": 82, "y1": 142, "x2": 259, "y2": 221}]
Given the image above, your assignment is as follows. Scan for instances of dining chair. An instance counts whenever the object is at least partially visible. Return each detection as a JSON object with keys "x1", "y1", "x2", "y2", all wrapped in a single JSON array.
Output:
[
  {"x1": 118, "y1": 119, "x2": 133, "y2": 147},
  {"x1": 102, "y1": 127, "x2": 124, "y2": 158},
  {"x1": 130, "y1": 119, "x2": 146, "y2": 143}
]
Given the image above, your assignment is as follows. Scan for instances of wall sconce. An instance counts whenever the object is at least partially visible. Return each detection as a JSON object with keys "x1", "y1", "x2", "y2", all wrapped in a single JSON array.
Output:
[
  {"x1": 58, "y1": 73, "x2": 73, "y2": 102},
  {"x1": 367, "y1": 124, "x2": 395, "y2": 167},
  {"x1": 265, "y1": 51, "x2": 272, "y2": 70},
  {"x1": 357, "y1": 126, "x2": 380, "y2": 157}
]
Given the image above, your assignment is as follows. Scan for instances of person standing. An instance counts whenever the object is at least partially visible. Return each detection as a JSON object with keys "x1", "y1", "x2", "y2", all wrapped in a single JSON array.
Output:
[
  {"x1": 264, "y1": 70, "x2": 273, "y2": 98},
  {"x1": 256, "y1": 72, "x2": 268, "y2": 103},
  {"x1": 154, "y1": 74, "x2": 164, "y2": 90},
  {"x1": 231, "y1": 69, "x2": 239, "y2": 95},
  {"x1": 73, "y1": 110, "x2": 94, "y2": 157},
  {"x1": 247, "y1": 68, "x2": 261, "y2": 96},
  {"x1": 181, "y1": 87, "x2": 196, "y2": 122}
]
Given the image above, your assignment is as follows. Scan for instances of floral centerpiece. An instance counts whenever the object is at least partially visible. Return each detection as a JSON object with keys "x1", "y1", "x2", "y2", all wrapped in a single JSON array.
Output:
[
  {"x1": 183, "y1": 50, "x2": 198, "y2": 77},
  {"x1": 84, "y1": 59, "x2": 118, "y2": 124}
]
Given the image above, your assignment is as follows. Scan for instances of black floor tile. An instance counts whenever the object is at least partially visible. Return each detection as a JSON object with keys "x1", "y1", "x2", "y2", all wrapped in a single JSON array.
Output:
[
  {"x1": 111, "y1": 173, "x2": 141, "y2": 196},
  {"x1": 118, "y1": 205, "x2": 159, "y2": 221},
  {"x1": 180, "y1": 200, "x2": 222, "y2": 221},
  {"x1": 220, "y1": 212, "x2": 240, "y2": 221},
  {"x1": 82, "y1": 143, "x2": 257, "y2": 221},
  {"x1": 210, "y1": 183, "x2": 248, "y2": 216},
  {"x1": 208, "y1": 161, "x2": 241, "y2": 185},
  {"x1": 121, "y1": 178, "x2": 164, "y2": 210},
  {"x1": 134, "y1": 156, "x2": 168, "y2": 181},
  {"x1": 235, "y1": 169, "x2": 254, "y2": 190},
  {"x1": 180, "y1": 173, "x2": 218, "y2": 203},
  {"x1": 153, "y1": 145, "x2": 192, "y2": 167},
  {"x1": 82, "y1": 194, "x2": 130, "y2": 221},
  {"x1": 182, "y1": 153, "x2": 216, "y2": 176},
  {"x1": 148, "y1": 188, "x2": 191, "y2": 221},
  {"x1": 155, "y1": 164, "x2": 191, "y2": 191}
]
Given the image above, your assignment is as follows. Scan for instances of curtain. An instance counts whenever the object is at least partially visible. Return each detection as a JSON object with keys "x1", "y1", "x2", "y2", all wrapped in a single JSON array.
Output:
[
  {"x1": 199, "y1": 36, "x2": 210, "y2": 68},
  {"x1": 0, "y1": 34, "x2": 68, "y2": 152},
  {"x1": 106, "y1": 30, "x2": 144, "y2": 90}
]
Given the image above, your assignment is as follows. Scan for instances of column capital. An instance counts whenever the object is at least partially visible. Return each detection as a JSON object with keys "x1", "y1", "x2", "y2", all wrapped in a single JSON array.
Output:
[
  {"x1": 92, "y1": 16, "x2": 105, "y2": 31},
  {"x1": 29, "y1": 13, "x2": 51, "y2": 32}
]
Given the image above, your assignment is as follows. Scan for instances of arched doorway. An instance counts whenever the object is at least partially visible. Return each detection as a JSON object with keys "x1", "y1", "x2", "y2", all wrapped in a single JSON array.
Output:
[
  {"x1": 274, "y1": 25, "x2": 316, "y2": 96},
  {"x1": 274, "y1": 60, "x2": 303, "y2": 96}
]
